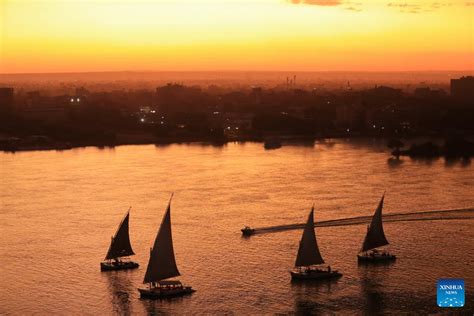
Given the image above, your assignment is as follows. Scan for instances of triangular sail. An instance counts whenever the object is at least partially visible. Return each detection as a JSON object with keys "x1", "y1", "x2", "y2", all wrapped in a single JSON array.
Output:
[
  {"x1": 295, "y1": 206, "x2": 325, "y2": 267},
  {"x1": 105, "y1": 208, "x2": 135, "y2": 260},
  {"x1": 143, "y1": 195, "x2": 181, "y2": 284},
  {"x1": 360, "y1": 195, "x2": 389, "y2": 252}
]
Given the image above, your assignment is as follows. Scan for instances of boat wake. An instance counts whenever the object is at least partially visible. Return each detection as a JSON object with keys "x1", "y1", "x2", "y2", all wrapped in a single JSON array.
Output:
[{"x1": 244, "y1": 208, "x2": 474, "y2": 236}]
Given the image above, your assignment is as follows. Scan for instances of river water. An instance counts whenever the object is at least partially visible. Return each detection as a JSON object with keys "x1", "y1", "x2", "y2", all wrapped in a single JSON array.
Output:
[{"x1": 1, "y1": 139, "x2": 473, "y2": 314}]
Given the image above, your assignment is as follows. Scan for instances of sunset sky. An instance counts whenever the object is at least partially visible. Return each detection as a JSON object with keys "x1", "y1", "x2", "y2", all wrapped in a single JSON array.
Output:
[{"x1": 1, "y1": 0, "x2": 473, "y2": 73}]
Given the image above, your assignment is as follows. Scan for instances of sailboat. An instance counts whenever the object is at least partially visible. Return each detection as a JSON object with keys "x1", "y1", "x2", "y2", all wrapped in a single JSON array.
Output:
[
  {"x1": 290, "y1": 206, "x2": 342, "y2": 280},
  {"x1": 138, "y1": 194, "x2": 195, "y2": 298},
  {"x1": 357, "y1": 194, "x2": 396, "y2": 262},
  {"x1": 100, "y1": 208, "x2": 139, "y2": 271}
]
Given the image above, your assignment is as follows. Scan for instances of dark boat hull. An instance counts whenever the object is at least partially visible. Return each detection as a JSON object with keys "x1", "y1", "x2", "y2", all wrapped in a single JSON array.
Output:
[
  {"x1": 138, "y1": 286, "x2": 195, "y2": 299},
  {"x1": 241, "y1": 228, "x2": 255, "y2": 236},
  {"x1": 100, "y1": 261, "x2": 139, "y2": 271},
  {"x1": 357, "y1": 254, "x2": 396, "y2": 263},
  {"x1": 264, "y1": 143, "x2": 282, "y2": 150},
  {"x1": 290, "y1": 270, "x2": 342, "y2": 280}
]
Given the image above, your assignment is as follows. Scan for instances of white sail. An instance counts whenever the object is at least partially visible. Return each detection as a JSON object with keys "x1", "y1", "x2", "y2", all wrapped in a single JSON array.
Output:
[
  {"x1": 143, "y1": 195, "x2": 181, "y2": 284},
  {"x1": 360, "y1": 194, "x2": 389, "y2": 252},
  {"x1": 105, "y1": 208, "x2": 135, "y2": 260},
  {"x1": 295, "y1": 206, "x2": 325, "y2": 267}
]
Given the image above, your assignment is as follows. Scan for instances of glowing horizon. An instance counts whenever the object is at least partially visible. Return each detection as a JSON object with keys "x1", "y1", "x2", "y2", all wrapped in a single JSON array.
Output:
[{"x1": 1, "y1": 0, "x2": 473, "y2": 73}]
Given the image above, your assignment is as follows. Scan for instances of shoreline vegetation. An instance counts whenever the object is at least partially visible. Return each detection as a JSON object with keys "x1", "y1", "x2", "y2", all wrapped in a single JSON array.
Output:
[
  {"x1": 390, "y1": 138, "x2": 474, "y2": 159},
  {"x1": 0, "y1": 132, "x2": 333, "y2": 152}
]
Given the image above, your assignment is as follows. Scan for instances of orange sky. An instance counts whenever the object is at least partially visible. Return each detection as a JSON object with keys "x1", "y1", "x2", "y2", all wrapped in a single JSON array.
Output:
[{"x1": 0, "y1": 0, "x2": 473, "y2": 73}]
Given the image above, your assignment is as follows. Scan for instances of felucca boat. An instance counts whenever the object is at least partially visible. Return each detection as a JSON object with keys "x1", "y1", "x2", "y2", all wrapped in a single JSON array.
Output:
[
  {"x1": 357, "y1": 194, "x2": 396, "y2": 262},
  {"x1": 290, "y1": 206, "x2": 342, "y2": 280},
  {"x1": 138, "y1": 194, "x2": 195, "y2": 298},
  {"x1": 101, "y1": 208, "x2": 139, "y2": 271}
]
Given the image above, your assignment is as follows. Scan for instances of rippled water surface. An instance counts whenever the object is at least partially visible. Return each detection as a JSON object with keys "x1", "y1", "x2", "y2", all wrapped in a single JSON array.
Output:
[{"x1": 1, "y1": 140, "x2": 473, "y2": 314}]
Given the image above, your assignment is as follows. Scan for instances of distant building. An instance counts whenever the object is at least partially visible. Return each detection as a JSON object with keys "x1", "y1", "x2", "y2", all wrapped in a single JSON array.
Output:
[
  {"x1": 0, "y1": 87, "x2": 14, "y2": 102},
  {"x1": 136, "y1": 106, "x2": 160, "y2": 125},
  {"x1": 0, "y1": 87, "x2": 14, "y2": 114},
  {"x1": 75, "y1": 87, "x2": 90, "y2": 96},
  {"x1": 371, "y1": 86, "x2": 402, "y2": 99},
  {"x1": 251, "y1": 87, "x2": 262, "y2": 105},
  {"x1": 222, "y1": 112, "x2": 254, "y2": 131},
  {"x1": 67, "y1": 95, "x2": 84, "y2": 105},
  {"x1": 20, "y1": 95, "x2": 70, "y2": 123},
  {"x1": 155, "y1": 83, "x2": 201, "y2": 113},
  {"x1": 26, "y1": 91, "x2": 41, "y2": 100},
  {"x1": 335, "y1": 104, "x2": 357, "y2": 129},
  {"x1": 451, "y1": 76, "x2": 474, "y2": 100},
  {"x1": 287, "y1": 105, "x2": 307, "y2": 120},
  {"x1": 414, "y1": 87, "x2": 446, "y2": 99}
]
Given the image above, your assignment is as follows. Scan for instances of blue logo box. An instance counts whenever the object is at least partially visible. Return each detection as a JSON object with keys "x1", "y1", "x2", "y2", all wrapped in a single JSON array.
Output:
[{"x1": 437, "y1": 279, "x2": 465, "y2": 307}]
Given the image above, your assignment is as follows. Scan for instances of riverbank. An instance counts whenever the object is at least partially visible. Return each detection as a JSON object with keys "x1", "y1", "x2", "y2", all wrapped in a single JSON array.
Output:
[
  {"x1": 0, "y1": 131, "x2": 337, "y2": 152},
  {"x1": 1, "y1": 131, "x2": 474, "y2": 154},
  {"x1": 391, "y1": 137, "x2": 474, "y2": 159}
]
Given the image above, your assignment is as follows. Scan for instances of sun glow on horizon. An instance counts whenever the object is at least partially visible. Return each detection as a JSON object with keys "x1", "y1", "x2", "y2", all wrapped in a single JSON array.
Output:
[{"x1": 0, "y1": 0, "x2": 473, "y2": 73}]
